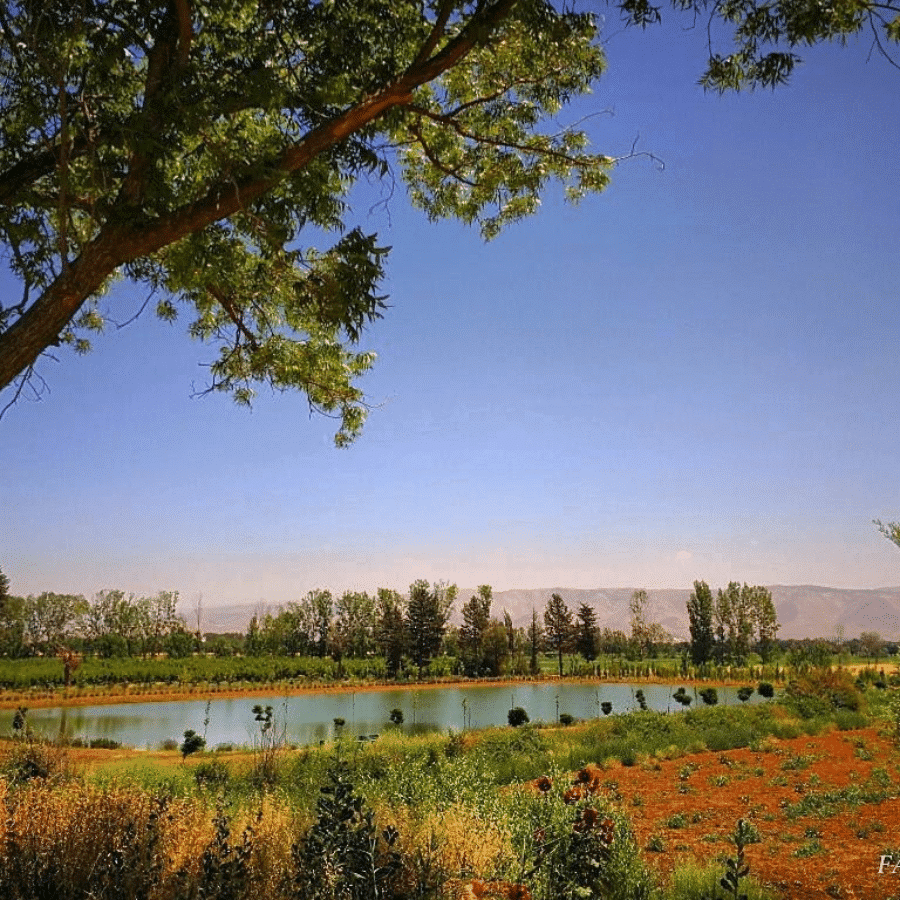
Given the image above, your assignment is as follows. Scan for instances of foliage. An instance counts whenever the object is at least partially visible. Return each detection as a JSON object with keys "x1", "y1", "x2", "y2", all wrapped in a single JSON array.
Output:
[
  {"x1": 575, "y1": 602, "x2": 599, "y2": 662},
  {"x1": 459, "y1": 585, "x2": 493, "y2": 676},
  {"x1": 699, "y1": 688, "x2": 718, "y2": 707},
  {"x1": 737, "y1": 687, "x2": 754, "y2": 703},
  {"x1": 0, "y1": 740, "x2": 73, "y2": 785},
  {"x1": 784, "y1": 668, "x2": 864, "y2": 719},
  {"x1": 0, "y1": 0, "x2": 616, "y2": 441},
  {"x1": 620, "y1": 0, "x2": 900, "y2": 92},
  {"x1": 389, "y1": 708, "x2": 404, "y2": 726},
  {"x1": 180, "y1": 729, "x2": 206, "y2": 763},
  {"x1": 757, "y1": 682, "x2": 774, "y2": 699},
  {"x1": 292, "y1": 762, "x2": 401, "y2": 900},
  {"x1": 687, "y1": 581, "x2": 716, "y2": 666},
  {"x1": 874, "y1": 519, "x2": 900, "y2": 550},
  {"x1": 508, "y1": 706, "x2": 530, "y2": 727},
  {"x1": 673, "y1": 687, "x2": 693, "y2": 708},
  {"x1": 700, "y1": 819, "x2": 756, "y2": 900},
  {"x1": 405, "y1": 580, "x2": 455, "y2": 678},
  {"x1": 543, "y1": 593, "x2": 573, "y2": 676}
]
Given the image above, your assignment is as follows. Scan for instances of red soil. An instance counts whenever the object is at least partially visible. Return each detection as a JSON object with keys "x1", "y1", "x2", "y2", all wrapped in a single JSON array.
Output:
[{"x1": 603, "y1": 726, "x2": 900, "y2": 900}]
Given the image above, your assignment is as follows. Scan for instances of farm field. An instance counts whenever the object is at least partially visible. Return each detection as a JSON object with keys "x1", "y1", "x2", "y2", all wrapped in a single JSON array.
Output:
[{"x1": 602, "y1": 725, "x2": 900, "y2": 900}]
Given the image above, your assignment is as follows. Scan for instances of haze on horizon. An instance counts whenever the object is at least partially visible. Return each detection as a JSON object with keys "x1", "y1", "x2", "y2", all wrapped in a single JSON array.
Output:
[{"x1": 2, "y1": 25, "x2": 898, "y2": 610}]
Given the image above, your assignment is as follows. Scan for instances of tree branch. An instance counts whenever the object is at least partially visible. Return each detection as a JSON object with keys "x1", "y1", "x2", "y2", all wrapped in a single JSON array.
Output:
[{"x1": 0, "y1": 0, "x2": 522, "y2": 394}]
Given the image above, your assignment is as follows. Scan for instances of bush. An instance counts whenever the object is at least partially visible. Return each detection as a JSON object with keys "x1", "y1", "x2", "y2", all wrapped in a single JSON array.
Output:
[
  {"x1": 180, "y1": 729, "x2": 206, "y2": 762},
  {"x1": 1, "y1": 741, "x2": 73, "y2": 784},
  {"x1": 699, "y1": 688, "x2": 718, "y2": 706},
  {"x1": 784, "y1": 669, "x2": 864, "y2": 719},
  {"x1": 389, "y1": 708, "x2": 404, "y2": 726},
  {"x1": 600, "y1": 702, "x2": 613, "y2": 716},
  {"x1": 737, "y1": 686, "x2": 754, "y2": 702},
  {"x1": 757, "y1": 681, "x2": 775, "y2": 698},
  {"x1": 508, "y1": 707, "x2": 530, "y2": 727},
  {"x1": 559, "y1": 713, "x2": 574, "y2": 726}
]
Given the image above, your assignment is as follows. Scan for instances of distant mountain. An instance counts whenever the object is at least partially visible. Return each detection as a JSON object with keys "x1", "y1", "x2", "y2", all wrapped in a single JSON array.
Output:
[{"x1": 193, "y1": 585, "x2": 900, "y2": 640}]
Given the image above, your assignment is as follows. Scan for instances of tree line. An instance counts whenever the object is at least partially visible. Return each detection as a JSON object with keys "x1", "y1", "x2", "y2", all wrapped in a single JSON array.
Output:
[
  {"x1": 0, "y1": 572, "x2": 194, "y2": 659},
  {"x1": 0, "y1": 565, "x2": 789, "y2": 680}
]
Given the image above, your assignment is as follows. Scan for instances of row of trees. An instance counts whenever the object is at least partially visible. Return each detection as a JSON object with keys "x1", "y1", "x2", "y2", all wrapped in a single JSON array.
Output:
[
  {"x1": 0, "y1": 574, "x2": 194, "y2": 659},
  {"x1": 245, "y1": 581, "x2": 458, "y2": 678},
  {"x1": 687, "y1": 581, "x2": 779, "y2": 665}
]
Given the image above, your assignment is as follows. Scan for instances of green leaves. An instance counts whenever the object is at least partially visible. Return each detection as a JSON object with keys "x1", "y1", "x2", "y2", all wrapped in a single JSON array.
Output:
[
  {"x1": 615, "y1": 0, "x2": 900, "y2": 91},
  {"x1": 0, "y1": 1, "x2": 618, "y2": 439}
]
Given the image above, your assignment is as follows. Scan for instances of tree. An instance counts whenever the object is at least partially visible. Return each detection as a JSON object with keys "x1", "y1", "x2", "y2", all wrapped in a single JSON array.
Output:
[
  {"x1": 508, "y1": 706, "x2": 529, "y2": 727},
  {"x1": 180, "y1": 728, "x2": 206, "y2": 763},
  {"x1": 543, "y1": 592, "x2": 573, "y2": 676},
  {"x1": 374, "y1": 588, "x2": 406, "y2": 677},
  {"x1": 334, "y1": 590, "x2": 376, "y2": 658},
  {"x1": 629, "y1": 589, "x2": 655, "y2": 659},
  {"x1": 859, "y1": 630, "x2": 885, "y2": 661},
  {"x1": 875, "y1": 519, "x2": 900, "y2": 550},
  {"x1": 686, "y1": 580, "x2": 715, "y2": 666},
  {"x1": 303, "y1": 589, "x2": 334, "y2": 657},
  {"x1": 0, "y1": 1, "x2": 610, "y2": 438},
  {"x1": 405, "y1": 579, "x2": 455, "y2": 677},
  {"x1": 22, "y1": 591, "x2": 87, "y2": 652},
  {"x1": 528, "y1": 607, "x2": 542, "y2": 675},
  {"x1": 575, "y1": 602, "x2": 598, "y2": 662},
  {"x1": 459, "y1": 585, "x2": 492, "y2": 676},
  {"x1": 0, "y1": 567, "x2": 24, "y2": 657},
  {"x1": 617, "y1": 0, "x2": 900, "y2": 91},
  {"x1": 4, "y1": 1, "x2": 887, "y2": 432},
  {"x1": 750, "y1": 585, "x2": 779, "y2": 662}
]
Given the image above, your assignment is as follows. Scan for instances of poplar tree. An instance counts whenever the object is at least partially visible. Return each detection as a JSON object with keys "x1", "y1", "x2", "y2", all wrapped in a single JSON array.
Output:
[{"x1": 687, "y1": 579, "x2": 715, "y2": 665}]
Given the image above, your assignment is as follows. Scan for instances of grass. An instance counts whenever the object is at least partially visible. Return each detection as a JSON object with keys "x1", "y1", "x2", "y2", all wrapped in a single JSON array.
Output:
[{"x1": 1, "y1": 691, "x2": 895, "y2": 900}]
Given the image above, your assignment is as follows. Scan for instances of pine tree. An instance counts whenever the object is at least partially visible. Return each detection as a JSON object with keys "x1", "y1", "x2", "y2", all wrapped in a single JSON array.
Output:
[
  {"x1": 575, "y1": 602, "x2": 598, "y2": 662},
  {"x1": 543, "y1": 593, "x2": 573, "y2": 676}
]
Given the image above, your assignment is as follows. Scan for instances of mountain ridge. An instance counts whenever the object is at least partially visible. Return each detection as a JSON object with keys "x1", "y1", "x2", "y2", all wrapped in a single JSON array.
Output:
[{"x1": 191, "y1": 585, "x2": 900, "y2": 641}]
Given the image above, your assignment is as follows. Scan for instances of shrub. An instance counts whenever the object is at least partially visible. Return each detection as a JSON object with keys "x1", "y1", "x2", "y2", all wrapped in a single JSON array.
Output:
[
  {"x1": 291, "y1": 762, "x2": 401, "y2": 900},
  {"x1": 180, "y1": 729, "x2": 206, "y2": 762},
  {"x1": 389, "y1": 708, "x2": 404, "y2": 726},
  {"x1": 737, "y1": 686, "x2": 754, "y2": 703},
  {"x1": 757, "y1": 682, "x2": 775, "y2": 698},
  {"x1": 699, "y1": 688, "x2": 718, "y2": 706},
  {"x1": 1, "y1": 741, "x2": 73, "y2": 784},
  {"x1": 508, "y1": 707, "x2": 529, "y2": 727},
  {"x1": 559, "y1": 713, "x2": 574, "y2": 726},
  {"x1": 784, "y1": 669, "x2": 864, "y2": 719},
  {"x1": 673, "y1": 688, "x2": 693, "y2": 708},
  {"x1": 601, "y1": 702, "x2": 613, "y2": 716}
]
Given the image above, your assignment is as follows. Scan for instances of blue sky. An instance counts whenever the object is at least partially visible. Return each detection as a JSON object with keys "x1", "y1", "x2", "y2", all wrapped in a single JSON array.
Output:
[{"x1": 2, "y1": 19, "x2": 898, "y2": 611}]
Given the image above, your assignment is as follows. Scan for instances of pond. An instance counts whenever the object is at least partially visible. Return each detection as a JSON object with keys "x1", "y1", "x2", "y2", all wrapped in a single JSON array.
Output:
[{"x1": 1, "y1": 682, "x2": 763, "y2": 749}]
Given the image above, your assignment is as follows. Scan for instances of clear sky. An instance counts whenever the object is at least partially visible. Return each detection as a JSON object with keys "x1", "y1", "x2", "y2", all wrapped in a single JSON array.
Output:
[{"x1": 2, "y1": 17, "x2": 898, "y2": 611}]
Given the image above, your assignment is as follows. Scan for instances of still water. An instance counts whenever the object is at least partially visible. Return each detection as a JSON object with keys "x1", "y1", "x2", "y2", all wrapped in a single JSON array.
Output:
[{"x1": 2, "y1": 683, "x2": 760, "y2": 749}]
